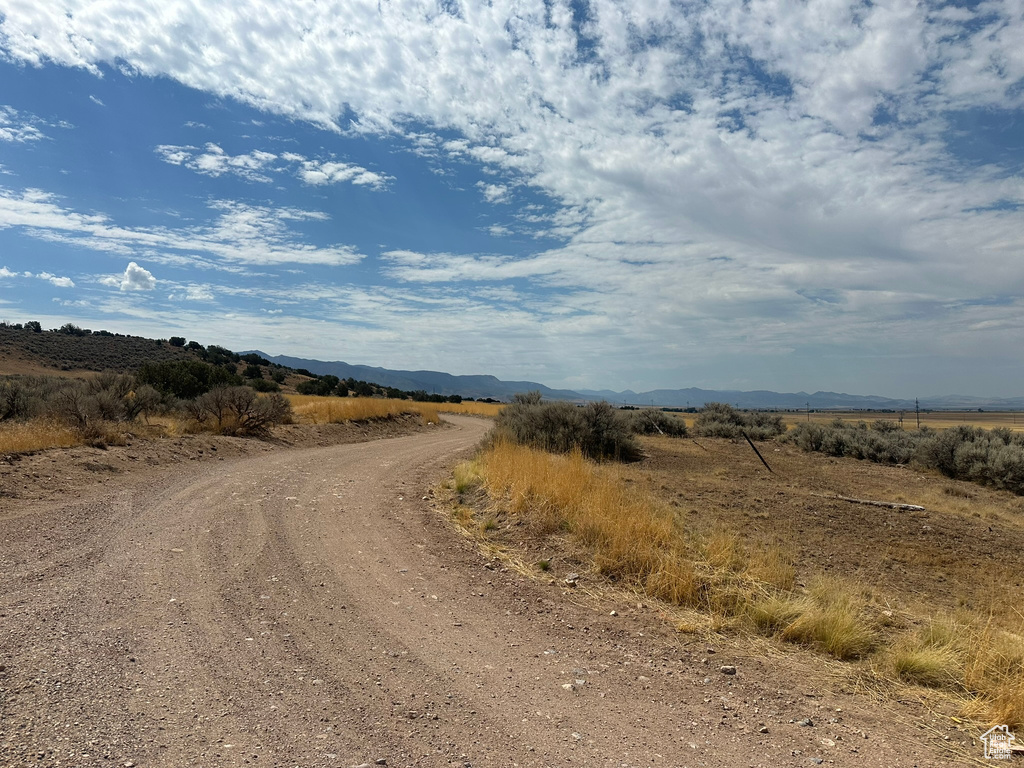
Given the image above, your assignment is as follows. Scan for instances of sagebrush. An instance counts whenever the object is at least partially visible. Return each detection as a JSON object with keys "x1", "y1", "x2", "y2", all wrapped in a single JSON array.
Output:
[
  {"x1": 787, "y1": 420, "x2": 1024, "y2": 495},
  {"x1": 489, "y1": 392, "x2": 685, "y2": 461},
  {"x1": 693, "y1": 402, "x2": 786, "y2": 440}
]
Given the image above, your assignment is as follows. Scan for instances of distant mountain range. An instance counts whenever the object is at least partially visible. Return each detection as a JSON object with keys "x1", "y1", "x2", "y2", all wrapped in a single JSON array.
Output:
[
  {"x1": 255, "y1": 353, "x2": 584, "y2": 401},
  {"x1": 255, "y1": 352, "x2": 1024, "y2": 410}
]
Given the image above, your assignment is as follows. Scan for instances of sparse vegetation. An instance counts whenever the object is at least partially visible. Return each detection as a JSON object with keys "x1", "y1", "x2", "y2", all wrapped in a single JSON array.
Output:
[
  {"x1": 788, "y1": 419, "x2": 1024, "y2": 495},
  {"x1": 452, "y1": 434, "x2": 1024, "y2": 728},
  {"x1": 621, "y1": 407, "x2": 689, "y2": 436},
  {"x1": 182, "y1": 387, "x2": 292, "y2": 436},
  {"x1": 0, "y1": 418, "x2": 81, "y2": 454},
  {"x1": 693, "y1": 402, "x2": 786, "y2": 440},
  {"x1": 288, "y1": 395, "x2": 441, "y2": 425},
  {"x1": 489, "y1": 391, "x2": 683, "y2": 461},
  {"x1": 0, "y1": 323, "x2": 194, "y2": 372},
  {"x1": 0, "y1": 373, "x2": 162, "y2": 448}
]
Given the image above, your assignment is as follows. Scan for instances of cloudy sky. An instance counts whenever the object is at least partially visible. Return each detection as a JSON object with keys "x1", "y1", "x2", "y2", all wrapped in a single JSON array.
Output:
[{"x1": 1, "y1": 1, "x2": 1022, "y2": 397}]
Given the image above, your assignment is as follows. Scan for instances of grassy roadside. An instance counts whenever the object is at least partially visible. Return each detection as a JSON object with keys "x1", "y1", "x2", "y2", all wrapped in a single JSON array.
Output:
[
  {"x1": 0, "y1": 419, "x2": 83, "y2": 453},
  {"x1": 0, "y1": 395, "x2": 503, "y2": 454},
  {"x1": 448, "y1": 438, "x2": 1024, "y2": 729},
  {"x1": 287, "y1": 395, "x2": 503, "y2": 425}
]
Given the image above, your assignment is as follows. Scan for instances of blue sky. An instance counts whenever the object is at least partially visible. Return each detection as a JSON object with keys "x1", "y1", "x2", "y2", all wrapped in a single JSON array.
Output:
[{"x1": 1, "y1": 1, "x2": 1023, "y2": 397}]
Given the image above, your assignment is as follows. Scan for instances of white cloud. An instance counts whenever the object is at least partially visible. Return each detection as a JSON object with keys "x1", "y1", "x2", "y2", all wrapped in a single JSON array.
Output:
[
  {"x1": 0, "y1": 105, "x2": 45, "y2": 142},
  {"x1": 0, "y1": 265, "x2": 15, "y2": 277},
  {"x1": 476, "y1": 182, "x2": 508, "y2": 204},
  {"x1": 88, "y1": 95, "x2": 104, "y2": 106},
  {"x1": 0, "y1": 186, "x2": 364, "y2": 267},
  {"x1": 155, "y1": 143, "x2": 277, "y2": 183},
  {"x1": 156, "y1": 144, "x2": 391, "y2": 189},
  {"x1": 186, "y1": 285, "x2": 213, "y2": 300},
  {"x1": 100, "y1": 261, "x2": 156, "y2": 291},
  {"x1": 15, "y1": 269, "x2": 76, "y2": 287},
  {"x1": 294, "y1": 158, "x2": 390, "y2": 189},
  {"x1": 42, "y1": 273, "x2": 75, "y2": 288},
  {"x1": 2, "y1": 1, "x2": 1024, "y2": 393},
  {"x1": 167, "y1": 283, "x2": 215, "y2": 301}
]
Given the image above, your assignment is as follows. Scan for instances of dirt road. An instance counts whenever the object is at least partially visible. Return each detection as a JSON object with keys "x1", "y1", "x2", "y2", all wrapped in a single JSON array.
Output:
[{"x1": 1, "y1": 416, "x2": 957, "y2": 766}]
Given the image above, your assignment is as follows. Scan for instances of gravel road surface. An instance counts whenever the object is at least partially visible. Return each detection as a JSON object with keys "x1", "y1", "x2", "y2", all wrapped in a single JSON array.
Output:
[{"x1": 1, "y1": 415, "x2": 955, "y2": 766}]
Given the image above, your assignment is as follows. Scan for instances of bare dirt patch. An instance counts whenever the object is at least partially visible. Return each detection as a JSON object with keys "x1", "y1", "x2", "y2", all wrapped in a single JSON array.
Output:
[{"x1": 636, "y1": 435, "x2": 1024, "y2": 618}]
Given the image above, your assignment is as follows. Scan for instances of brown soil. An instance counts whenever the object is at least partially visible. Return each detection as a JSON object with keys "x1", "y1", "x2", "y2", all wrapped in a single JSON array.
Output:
[
  {"x1": 635, "y1": 435, "x2": 1024, "y2": 618},
  {"x1": 0, "y1": 417, "x2": 1006, "y2": 767}
]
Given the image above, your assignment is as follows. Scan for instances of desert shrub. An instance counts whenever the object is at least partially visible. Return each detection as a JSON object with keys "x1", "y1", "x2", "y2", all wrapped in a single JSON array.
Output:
[
  {"x1": 249, "y1": 377, "x2": 280, "y2": 393},
  {"x1": 693, "y1": 402, "x2": 785, "y2": 440},
  {"x1": 0, "y1": 374, "x2": 162, "y2": 448},
  {"x1": 137, "y1": 359, "x2": 242, "y2": 399},
  {"x1": 490, "y1": 392, "x2": 641, "y2": 461},
  {"x1": 788, "y1": 420, "x2": 1024, "y2": 495},
  {"x1": 184, "y1": 387, "x2": 291, "y2": 436},
  {"x1": 788, "y1": 420, "x2": 917, "y2": 465},
  {"x1": 916, "y1": 424, "x2": 974, "y2": 477},
  {"x1": 0, "y1": 378, "x2": 40, "y2": 421},
  {"x1": 84, "y1": 375, "x2": 154, "y2": 420},
  {"x1": 622, "y1": 407, "x2": 688, "y2": 436},
  {"x1": 296, "y1": 376, "x2": 338, "y2": 396}
]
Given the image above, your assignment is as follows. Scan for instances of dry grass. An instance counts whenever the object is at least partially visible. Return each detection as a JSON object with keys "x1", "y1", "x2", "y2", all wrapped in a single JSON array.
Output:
[
  {"x1": 459, "y1": 438, "x2": 1024, "y2": 728},
  {"x1": 478, "y1": 440, "x2": 699, "y2": 599},
  {"x1": 0, "y1": 417, "x2": 138, "y2": 452},
  {"x1": 778, "y1": 579, "x2": 877, "y2": 660},
  {"x1": 783, "y1": 409, "x2": 1024, "y2": 432},
  {"x1": 0, "y1": 418, "x2": 82, "y2": 453},
  {"x1": 437, "y1": 401, "x2": 504, "y2": 417},
  {"x1": 288, "y1": 395, "x2": 441, "y2": 425}
]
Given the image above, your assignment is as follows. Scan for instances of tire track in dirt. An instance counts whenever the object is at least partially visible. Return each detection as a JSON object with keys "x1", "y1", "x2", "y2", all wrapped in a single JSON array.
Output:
[{"x1": 1, "y1": 416, "x2": 959, "y2": 766}]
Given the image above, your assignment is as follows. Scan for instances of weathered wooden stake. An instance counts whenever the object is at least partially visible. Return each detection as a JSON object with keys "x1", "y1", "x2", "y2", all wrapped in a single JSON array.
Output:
[{"x1": 742, "y1": 431, "x2": 773, "y2": 473}]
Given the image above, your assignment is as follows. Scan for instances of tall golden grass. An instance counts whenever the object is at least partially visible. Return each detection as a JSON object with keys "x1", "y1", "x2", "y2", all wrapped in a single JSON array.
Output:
[
  {"x1": 437, "y1": 401, "x2": 504, "y2": 417},
  {"x1": 464, "y1": 439, "x2": 1024, "y2": 727},
  {"x1": 477, "y1": 441, "x2": 694, "y2": 595},
  {"x1": 0, "y1": 419, "x2": 81, "y2": 453},
  {"x1": 288, "y1": 395, "x2": 441, "y2": 425}
]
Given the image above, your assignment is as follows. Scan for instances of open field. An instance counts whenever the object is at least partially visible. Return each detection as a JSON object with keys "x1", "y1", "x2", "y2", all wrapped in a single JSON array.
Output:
[
  {"x1": 288, "y1": 394, "x2": 441, "y2": 424},
  {"x1": 450, "y1": 431, "x2": 1024, "y2": 732},
  {"x1": 784, "y1": 409, "x2": 1024, "y2": 431},
  {"x1": 287, "y1": 395, "x2": 502, "y2": 424},
  {"x1": 665, "y1": 409, "x2": 1024, "y2": 432}
]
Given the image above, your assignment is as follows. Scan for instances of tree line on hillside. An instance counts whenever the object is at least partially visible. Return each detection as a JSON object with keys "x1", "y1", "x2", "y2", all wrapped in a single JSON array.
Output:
[
  {"x1": 294, "y1": 373, "x2": 468, "y2": 403},
  {"x1": 0, "y1": 332, "x2": 489, "y2": 444}
]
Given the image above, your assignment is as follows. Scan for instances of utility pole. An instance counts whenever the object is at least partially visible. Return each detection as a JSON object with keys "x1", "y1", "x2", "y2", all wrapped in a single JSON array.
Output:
[
  {"x1": 916, "y1": 398, "x2": 920, "y2": 429},
  {"x1": 806, "y1": 401, "x2": 810, "y2": 423}
]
